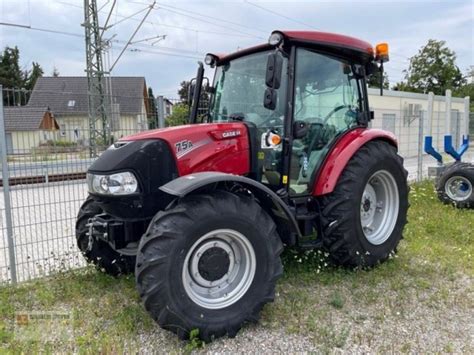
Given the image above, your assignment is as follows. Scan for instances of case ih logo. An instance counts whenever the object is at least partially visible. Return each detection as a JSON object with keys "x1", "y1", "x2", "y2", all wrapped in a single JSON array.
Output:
[
  {"x1": 209, "y1": 130, "x2": 242, "y2": 140},
  {"x1": 222, "y1": 130, "x2": 241, "y2": 138}
]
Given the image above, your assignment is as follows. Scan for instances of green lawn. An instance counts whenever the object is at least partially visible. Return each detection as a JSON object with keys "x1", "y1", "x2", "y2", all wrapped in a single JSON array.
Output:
[{"x1": 0, "y1": 181, "x2": 473, "y2": 353}]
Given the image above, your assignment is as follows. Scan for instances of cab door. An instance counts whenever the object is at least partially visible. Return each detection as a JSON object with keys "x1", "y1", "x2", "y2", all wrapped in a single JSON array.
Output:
[{"x1": 289, "y1": 48, "x2": 364, "y2": 195}]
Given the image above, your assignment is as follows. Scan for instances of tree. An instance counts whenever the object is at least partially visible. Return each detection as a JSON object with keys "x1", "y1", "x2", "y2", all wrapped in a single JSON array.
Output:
[
  {"x1": 0, "y1": 46, "x2": 24, "y2": 89},
  {"x1": 392, "y1": 81, "x2": 418, "y2": 92},
  {"x1": 402, "y1": 39, "x2": 465, "y2": 95},
  {"x1": 147, "y1": 87, "x2": 158, "y2": 128},
  {"x1": 52, "y1": 66, "x2": 60, "y2": 77},
  {"x1": 167, "y1": 103, "x2": 189, "y2": 127},
  {"x1": 453, "y1": 66, "x2": 474, "y2": 111},
  {"x1": 0, "y1": 46, "x2": 45, "y2": 105},
  {"x1": 178, "y1": 80, "x2": 190, "y2": 102},
  {"x1": 367, "y1": 70, "x2": 389, "y2": 89},
  {"x1": 25, "y1": 61, "x2": 44, "y2": 91}
]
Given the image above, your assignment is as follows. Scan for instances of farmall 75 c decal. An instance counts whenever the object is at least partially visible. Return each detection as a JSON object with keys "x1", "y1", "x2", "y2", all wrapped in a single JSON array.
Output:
[{"x1": 175, "y1": 139, "x2": 212, "y2": 159}]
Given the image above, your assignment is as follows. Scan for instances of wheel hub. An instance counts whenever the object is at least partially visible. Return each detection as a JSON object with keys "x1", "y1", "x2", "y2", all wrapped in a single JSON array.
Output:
[
  {"x1": 360, "y1": 184, "x2": 377, "y2": 223},
  {"x1": 445, "y1": 176, "x2": 472, "y2": 201},
  {"x1": 197, "y1": 245, "x2": 231, "y2": 282},
  {"x1": 183, "y1": 229, "x2": 256, "y2": 310},
  {"x1": 360, "y1": 170, "x2": 399, "y2": 245}
]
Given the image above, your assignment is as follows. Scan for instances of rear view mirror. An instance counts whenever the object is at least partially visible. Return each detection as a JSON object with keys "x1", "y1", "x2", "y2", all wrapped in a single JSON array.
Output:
[
  {"x1": 293, "y1": 120, "x2": 309, "y2": 139},
  {"x1": 265, "y1": 52, "x2": 283, "y2": 89}
]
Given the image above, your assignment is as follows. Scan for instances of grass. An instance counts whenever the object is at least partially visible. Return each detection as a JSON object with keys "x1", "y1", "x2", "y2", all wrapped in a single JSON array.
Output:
[{"x1": 0, "y1": 181, "x2": 473, "y2": 353}]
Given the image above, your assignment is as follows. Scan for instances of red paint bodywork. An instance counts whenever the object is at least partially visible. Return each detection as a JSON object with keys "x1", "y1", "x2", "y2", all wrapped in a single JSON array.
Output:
[
  {"x1": 312, "y1": 128, "x2": 398, "y2": 196},
  {"x1": 125, "y1": 125, "x2": 397, "y2": 197},
  {"x1": 280, "y1": 31, "x2": 374, "y2": 55},
  {"x1": 124, "y1": 123, "x2": 250, "y2": 176},
  {"x1": 212, "y1": 30, "x2": 374, "y2": 63}
]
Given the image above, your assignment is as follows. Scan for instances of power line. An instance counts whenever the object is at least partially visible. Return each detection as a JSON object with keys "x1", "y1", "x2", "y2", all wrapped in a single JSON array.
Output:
[
  {"x1": 244, "y1": 0, "x2": 317, "y2": 30},
  {"x1": 0, "y1": 21, "x2": 205, "y2": 57},
  {"x1": 109, "y1": 1, "x2": 156, "y2": 71},
  {"x1": 156, "y1": 2, "x2": 268, "y2": 34},
  {"x1": 129, "y1": 0, "x2": 267, "y2": 33},
  {"x1": 56, "y1": 0, "x2": 261, "y2": 39},
  {"x1": 126, "y1": 0, "x2": 266, "y2": 39},
  {"x1": 128, "y1": 47, "x2": 201, "y2": 60},
  {"x1": 152, "y1": 5, "x2": 265, "y2": 40},
  {"x1": 0, "y1": 21, "x2": 83, "y2": 37}
]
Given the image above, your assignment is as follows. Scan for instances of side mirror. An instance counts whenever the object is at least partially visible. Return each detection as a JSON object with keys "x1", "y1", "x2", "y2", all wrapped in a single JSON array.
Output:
[
  {"x1": 293, "y1": 120, "x2": 309, "y2": 139},
  {"x1": 265, "y1": 52, "x2": 283, "y2": 89},
  {"x1": 263, "y1": 88, "x2": 277, "y2": 110},
  {"x1": 263, "y1": 52, "x2": 283, "y2": 110}
]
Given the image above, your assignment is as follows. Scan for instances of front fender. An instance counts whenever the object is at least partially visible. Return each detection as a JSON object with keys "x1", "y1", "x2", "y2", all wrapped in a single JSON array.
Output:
[
  {"x1": 312, "y1": 128, "x2": 398, "y2": 196},
  {"x1": 160, "y1": 172, "x2": 302, "y2": 242}
]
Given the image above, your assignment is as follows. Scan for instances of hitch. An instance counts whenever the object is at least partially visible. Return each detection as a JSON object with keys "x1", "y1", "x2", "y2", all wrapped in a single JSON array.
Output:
[{"x1": 86, "y1": 214, "x2": 147, "y2": 251}]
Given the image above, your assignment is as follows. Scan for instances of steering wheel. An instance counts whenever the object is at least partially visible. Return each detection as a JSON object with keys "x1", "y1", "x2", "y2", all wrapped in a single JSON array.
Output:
[
  {"x1": 247, "y1": 106, "x2": 283, "y2": 128},
  {"x1": 303, "y1": 105, "x2": 351, "y2": 153},
  {"x1": 322, "y1": 105, "x2": 351, "y2": 124}
]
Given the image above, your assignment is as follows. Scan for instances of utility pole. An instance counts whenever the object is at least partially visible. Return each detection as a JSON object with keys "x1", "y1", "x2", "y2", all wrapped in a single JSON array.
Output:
[
  {"x1": 83, "y1": 0, "x2": 109, "y2": 157},
  {"x1": 83, "y1": 0, "x2": 159, "y2": 157}
]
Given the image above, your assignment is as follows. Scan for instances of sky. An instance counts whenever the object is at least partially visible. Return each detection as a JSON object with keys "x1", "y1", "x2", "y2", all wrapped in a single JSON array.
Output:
[{"x1": 0, "y1": 0, "x2": 473, "y2": 98}]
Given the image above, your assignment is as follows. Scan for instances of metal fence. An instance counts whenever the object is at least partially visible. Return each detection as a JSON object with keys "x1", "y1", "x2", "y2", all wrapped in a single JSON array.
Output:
[
  {"x1": 0, "y1": 85, "x2": 163, "y2": 283},
  {"x1": 0, "y1": 86, "x2": 472, "y2": 284}
]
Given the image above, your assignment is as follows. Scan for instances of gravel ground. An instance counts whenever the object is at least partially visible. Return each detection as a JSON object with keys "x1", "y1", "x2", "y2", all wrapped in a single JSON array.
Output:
[
  {"x1": 131, "y1": 277, "x2": 474, "y2": 354},
  {"x1": 133, "y1": 271, "x2": 473, "y2": 353}
]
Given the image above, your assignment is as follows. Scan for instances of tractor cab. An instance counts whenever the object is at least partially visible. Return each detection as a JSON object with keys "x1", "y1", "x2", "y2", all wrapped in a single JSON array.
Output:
[{"x1": 189, "y1": 31, "x2": 387, "y2": 196}]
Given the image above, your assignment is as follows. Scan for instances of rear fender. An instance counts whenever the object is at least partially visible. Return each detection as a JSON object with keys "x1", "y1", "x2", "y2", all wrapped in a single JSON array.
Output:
[
  {"x1": 312, "y1": 128, "x2": 398, "y2": 196},
  {"x1": 160, "y1": 172, "x2": 301, "y2": 244}
]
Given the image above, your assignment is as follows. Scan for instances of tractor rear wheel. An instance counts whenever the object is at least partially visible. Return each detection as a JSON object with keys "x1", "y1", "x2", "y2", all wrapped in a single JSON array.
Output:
[
  {"x1": 436, "y1": 162, "x2": 474, "y2": 208},
  {"x1": 135, "y1": 190, "x2": 283, "y2": 341},
  {"x1": 317, "y1": 141, "x2": 409, "y2": 267},
  {"x1": 76, "y1": 197, "x2": 135, "y2": 276}
]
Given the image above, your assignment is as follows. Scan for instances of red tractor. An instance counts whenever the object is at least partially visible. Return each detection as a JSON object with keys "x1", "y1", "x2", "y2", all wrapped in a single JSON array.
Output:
[{"x1": 76, "y1": 30, "x2": 409, "y2": 340}]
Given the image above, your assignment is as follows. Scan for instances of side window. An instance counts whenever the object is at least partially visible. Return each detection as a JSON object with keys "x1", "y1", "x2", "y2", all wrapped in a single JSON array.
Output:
[{"x1": 289, "y1": 48, "x2": 362, "y2": 195}]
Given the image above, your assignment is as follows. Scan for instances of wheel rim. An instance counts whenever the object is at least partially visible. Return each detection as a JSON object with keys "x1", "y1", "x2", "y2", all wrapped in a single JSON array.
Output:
[
  {"x1": 445, "y1": 176, "x2": 472, "y2": 202},
  {"x1": 182, "y1": 229, "x2": 256, "y2": 310},
  {"x1": 360, "y1": 170, "x2": 399, "y2": 245}
]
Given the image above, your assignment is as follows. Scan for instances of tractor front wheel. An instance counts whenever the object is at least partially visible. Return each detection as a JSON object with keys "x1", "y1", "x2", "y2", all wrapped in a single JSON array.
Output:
[
  {"x1": 135, "y1": 190, "x2": 283, "y2": 341},
  {"x1": 317, "y1": 141, "x2": 409, "y2": 267}
]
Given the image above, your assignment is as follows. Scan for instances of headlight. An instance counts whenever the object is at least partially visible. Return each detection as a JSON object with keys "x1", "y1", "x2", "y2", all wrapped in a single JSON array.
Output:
[{"x1": 87, "y1": 171, "x2": 139, "y2": 195}]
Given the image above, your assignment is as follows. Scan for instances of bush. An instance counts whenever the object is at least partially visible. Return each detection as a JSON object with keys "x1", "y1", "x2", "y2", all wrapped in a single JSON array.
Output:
[
  {"x1": 166, "y1": 104, "x2": 189, "y2": 127},
  {"x1": 41, "y1": 140, "x2": 77, "y2": 147}
]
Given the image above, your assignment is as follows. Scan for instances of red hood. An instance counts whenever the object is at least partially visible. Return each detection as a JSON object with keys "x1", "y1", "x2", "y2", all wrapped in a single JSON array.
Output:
[{"x1": 121, "y1": 123, "x2": 251, "y2": 177}]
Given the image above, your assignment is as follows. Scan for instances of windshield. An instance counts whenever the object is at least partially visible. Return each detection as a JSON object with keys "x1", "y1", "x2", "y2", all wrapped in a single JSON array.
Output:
[{"x1": 209, "y1": 51, "x2": 288, "y2": 128}]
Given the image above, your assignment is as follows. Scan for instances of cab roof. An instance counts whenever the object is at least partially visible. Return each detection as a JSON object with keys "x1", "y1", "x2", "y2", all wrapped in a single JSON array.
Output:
[{"x1": 212, "y1": 30, "x2": 375, "y2": 64}]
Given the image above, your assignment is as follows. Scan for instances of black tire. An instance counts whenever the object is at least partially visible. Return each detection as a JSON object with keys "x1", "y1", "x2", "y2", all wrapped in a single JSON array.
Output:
[
  {"x1": 76, "y1": 197, "x2": 135, "y2": 276},
  {"x1": 317, "y1": 141, "x2": 409, "y2": 267},
  {"x1": 135, "y1": 190, "x2": 283, "y2": 341},
  {"x1": 436, "y1": 162, "x2": 474, "y2": 209}
]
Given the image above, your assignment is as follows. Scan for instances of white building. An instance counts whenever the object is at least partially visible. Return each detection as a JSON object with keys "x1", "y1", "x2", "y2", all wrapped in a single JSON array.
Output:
[{"x1": 368, "y1": 88, "x2": 470, "y2": 158}]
